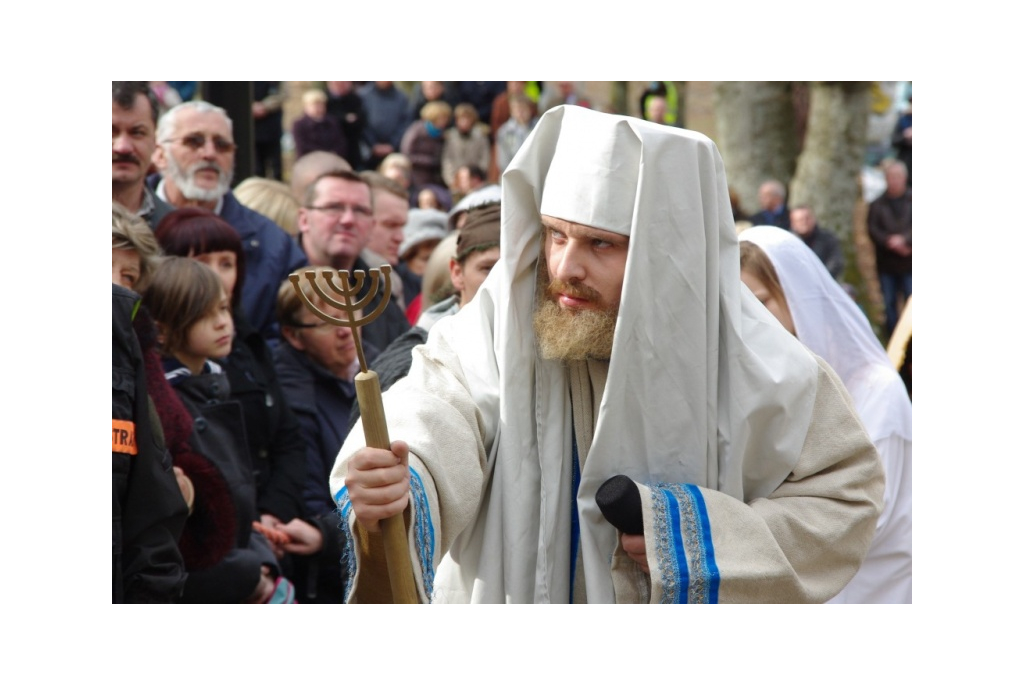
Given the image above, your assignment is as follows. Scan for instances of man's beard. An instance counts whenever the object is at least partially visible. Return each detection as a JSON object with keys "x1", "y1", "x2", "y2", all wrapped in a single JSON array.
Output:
[
  {"x1": 532, "y1": 257, "x2": 618, "y2": 361},
  {"x1": 164, "y1": 151, "x2": 233, "y2": 202}
]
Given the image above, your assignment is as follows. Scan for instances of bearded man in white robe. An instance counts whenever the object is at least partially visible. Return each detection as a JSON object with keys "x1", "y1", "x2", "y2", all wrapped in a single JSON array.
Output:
[{"x1": 331, "y1": 105, "x2": 884, "y2": 603}]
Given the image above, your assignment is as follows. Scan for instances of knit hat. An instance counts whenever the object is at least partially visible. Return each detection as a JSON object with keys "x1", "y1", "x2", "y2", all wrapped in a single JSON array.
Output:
[
  {"x1": 399, "y1": 208, "x2": 449, "y2": 261},
  {"x1": 448, "y1": 183, "x2": 502, "y2": 231},
  {"x1": 455, "y1": 202, "x2": 501, "y2": 261}
]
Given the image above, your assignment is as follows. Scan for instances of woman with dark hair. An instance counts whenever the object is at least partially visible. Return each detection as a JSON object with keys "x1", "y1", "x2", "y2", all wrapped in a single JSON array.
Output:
[
  {"x1": 155, "y1": 208, "x2": 307, "y2": 553},
  {"x1": 154, "y1": 207, "x2": 248, "y2": 310}
]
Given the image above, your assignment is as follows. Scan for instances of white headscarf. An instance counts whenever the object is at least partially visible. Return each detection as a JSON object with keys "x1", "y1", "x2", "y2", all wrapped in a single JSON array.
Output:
[
  {"x1": 427, "y1": 106, "x2": 820, "y2": 601},
  {"x1": 739, "y1": 225, "x2": 912, "y2": 444}
]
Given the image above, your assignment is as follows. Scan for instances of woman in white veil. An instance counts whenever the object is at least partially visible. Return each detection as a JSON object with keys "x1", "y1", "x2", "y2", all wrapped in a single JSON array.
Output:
[{"x1": 740, "y1": 225, "x2": 912, "y2": 603}]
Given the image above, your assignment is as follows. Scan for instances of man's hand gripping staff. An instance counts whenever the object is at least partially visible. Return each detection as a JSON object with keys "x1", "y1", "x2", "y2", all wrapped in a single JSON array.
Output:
[{"x1": 289, "y1": 265, "x2": 419, "y2": 603}]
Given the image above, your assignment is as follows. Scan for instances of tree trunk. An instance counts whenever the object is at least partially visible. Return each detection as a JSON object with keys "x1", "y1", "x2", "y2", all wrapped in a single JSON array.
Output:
[
  {"x1": 712, "y1": 81, "x2": 798, "y2": 216},
  {"x1": 789, "y1": 81, "x2": 870, "y2": 245},
  {"x1": 789, "y1": 82, "x2": 871, "y2": 309}
]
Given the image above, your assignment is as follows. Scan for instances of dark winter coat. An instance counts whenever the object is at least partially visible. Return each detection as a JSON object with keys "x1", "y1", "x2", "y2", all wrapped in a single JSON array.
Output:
[
  {"x1": 166, "y1": 359, "x2": 279, "y2": 603},
  {"x1": 112, "y1": 285, "x2": 187, "y2": 603},
  {"x1": 224, "y1": 309, "x2": 307, "y2": 523}
]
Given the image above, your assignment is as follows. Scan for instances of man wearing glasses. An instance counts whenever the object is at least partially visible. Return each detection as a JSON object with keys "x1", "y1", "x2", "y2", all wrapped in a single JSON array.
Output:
[
  {"x1": 152, "y1": 100, "x2": 307, "y2": 342},
  {"x1": 295, "y1": 170, "x2": 410, "y2": 353}
]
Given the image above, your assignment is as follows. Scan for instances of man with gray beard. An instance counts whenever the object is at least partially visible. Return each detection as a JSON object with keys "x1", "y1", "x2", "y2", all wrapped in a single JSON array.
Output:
[
  {"x1": 330, "y1": 105, "x2": 884, "y2": 604},
  {"x1": 152, "y1": 100, "x2": 307, "y2": 341}
]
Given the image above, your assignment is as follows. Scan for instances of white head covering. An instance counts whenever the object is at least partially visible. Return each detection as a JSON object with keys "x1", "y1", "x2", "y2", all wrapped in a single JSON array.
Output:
[
  {"x1": 425, "y1": 106, "x2": 820, "y2": 601},
  {"x1": 739, "y1": 225, "x2": 912, "y2": 443}
]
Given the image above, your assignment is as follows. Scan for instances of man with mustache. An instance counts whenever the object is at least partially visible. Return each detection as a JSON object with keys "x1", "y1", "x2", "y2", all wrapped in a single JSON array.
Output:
[
  {"x1": 152, "y1": 100, "x2": 307, "y2": 341},
  {"x1": 112, "y1": 82, "x2": 174, "y2": 229},
  {"x1": 331, "y1": 106, "x2": 884, "y2": 604}
]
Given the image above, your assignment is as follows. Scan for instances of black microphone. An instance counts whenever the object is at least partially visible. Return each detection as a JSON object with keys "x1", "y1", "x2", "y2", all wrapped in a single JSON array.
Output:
[{"x1": 595, "y1": 475, "x2": 643, "y2": 535}]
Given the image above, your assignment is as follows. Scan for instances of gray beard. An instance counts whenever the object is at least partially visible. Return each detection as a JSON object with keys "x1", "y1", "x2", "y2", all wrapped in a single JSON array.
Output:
[{"x1": 164, "y1": 152, "x2": 233, "y2": 203}]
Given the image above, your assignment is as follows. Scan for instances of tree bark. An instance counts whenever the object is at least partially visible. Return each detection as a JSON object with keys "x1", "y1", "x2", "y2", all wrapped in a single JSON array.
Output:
[
  {"x1": 789, "y1": 81, "x2": 870, "y2": 245},
  {"x1": 712, "y1": 81, "x2": 798, "y2": 216}
]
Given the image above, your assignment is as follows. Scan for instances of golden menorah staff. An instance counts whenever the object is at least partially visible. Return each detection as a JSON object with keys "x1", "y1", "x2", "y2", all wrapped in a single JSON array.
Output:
[{"x1": 289, "y1": 264, "x2": 419, "y2": 604}]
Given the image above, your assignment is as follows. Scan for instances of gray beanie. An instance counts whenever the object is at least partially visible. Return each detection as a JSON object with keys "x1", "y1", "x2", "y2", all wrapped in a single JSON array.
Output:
[{"x1": 399, "y1": 208, "x2": 449, "y2": 260}]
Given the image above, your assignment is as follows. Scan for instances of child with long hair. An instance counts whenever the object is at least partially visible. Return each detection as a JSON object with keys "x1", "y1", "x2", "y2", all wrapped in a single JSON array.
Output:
[
  {"x1": 143, "y1": 257, "x2": 295, "y2": 603},
  {"x1": 154, "y1": 207, "x2": 307, "y2": 560}
]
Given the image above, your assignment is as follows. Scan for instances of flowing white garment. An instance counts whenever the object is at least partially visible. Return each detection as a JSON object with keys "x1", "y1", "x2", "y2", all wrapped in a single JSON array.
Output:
[
  {"x1": 331, "y1": 107, "x2": 883, "y2": 603},
  {"x1": 740, "y1": 225, "x2": 912, "y2": 603}
]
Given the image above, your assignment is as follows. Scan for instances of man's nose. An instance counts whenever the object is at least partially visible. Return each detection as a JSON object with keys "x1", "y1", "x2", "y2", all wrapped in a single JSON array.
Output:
[
  {"x1": 338, "y1": 207, "x2": 358, "y2": 225},
  {"x1": 552, "y1": 241, "x2": 586, "y2": 282},
  {"x1": 199, "y1": 138, "x2": 219, "y2": 158},
  {"x1": 112, "y1": 132, "x2": 133, "y2": 154}
]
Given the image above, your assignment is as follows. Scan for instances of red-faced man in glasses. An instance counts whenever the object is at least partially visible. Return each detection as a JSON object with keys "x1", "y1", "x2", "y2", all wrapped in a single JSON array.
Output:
[
  {"x1": 151, "y1": 100, "x2": 307, "y2": 342},
  {"x1": 331, "y1": 106, "x2": 885, "y2": 604}
]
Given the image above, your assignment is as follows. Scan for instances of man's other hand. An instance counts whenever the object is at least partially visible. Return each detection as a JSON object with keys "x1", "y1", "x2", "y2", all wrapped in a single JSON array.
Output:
[{"x1": 621, "y1": 533, "x2": 650, "y2": 575}]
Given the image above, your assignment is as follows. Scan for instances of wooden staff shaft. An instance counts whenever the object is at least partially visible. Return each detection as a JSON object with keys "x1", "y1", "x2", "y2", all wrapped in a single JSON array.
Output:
[{"x1": 355, "y1": 369, "x2": 420, "y2": 604}]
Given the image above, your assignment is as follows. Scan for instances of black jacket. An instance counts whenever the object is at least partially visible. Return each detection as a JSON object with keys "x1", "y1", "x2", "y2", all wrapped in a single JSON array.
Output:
[
  {"x1": 224, "y1": 309, "x2": 307, "y2": 523},
  {"x1": 867, "y1": 191, "x2": 912, "y2": 275},
  {"x1": 112, "y1": 285, "x2": 187, "y2": 603},
  {"x1": 273, "y1": 341, "x2": 379, "y2": 603},
  {"x1": 167, "y1": 359, "x2": 279, "y2": 603},
  {"x1": 802, "y1": 225, "x2": 846, "y2": 281}
]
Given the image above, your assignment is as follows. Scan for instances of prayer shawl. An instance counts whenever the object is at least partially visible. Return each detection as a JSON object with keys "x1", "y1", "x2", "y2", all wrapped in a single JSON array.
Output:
[
  {"x1": 331, "y1": 106, "x2": 882, "y2": 603},
  {"x1": 740, "y1": 226, "x2": 911, "y2": 603}
]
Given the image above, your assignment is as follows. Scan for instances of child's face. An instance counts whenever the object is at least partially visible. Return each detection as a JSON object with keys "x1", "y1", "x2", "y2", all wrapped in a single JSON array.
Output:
[{"x1": 185, "y1": 289, "x2": 234, "y2": 364}]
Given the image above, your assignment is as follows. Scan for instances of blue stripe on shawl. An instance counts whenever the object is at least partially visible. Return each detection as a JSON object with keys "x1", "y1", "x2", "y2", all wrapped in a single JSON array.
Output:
[
  {"x1": 683, "y1": 484, "x2": 719, "y2": 604},
  {"x1": 409, "y1": 468, "x2": 435, "y2": 598},
  {"x1": 650, "y1": 483, "x2": 720, "y2": 604},
  {"x1": 569, "y1": 431, "x2": 580, "y2": 603},
  {"x1": 333, "y1": 486, "x2": 358, "y2": 601},
  {"x1": 332, "y1": 470, "x2": 436, "y2": 601},
  {"x1": 662, "y1": 488, "x2": 689, "y2": 603}
]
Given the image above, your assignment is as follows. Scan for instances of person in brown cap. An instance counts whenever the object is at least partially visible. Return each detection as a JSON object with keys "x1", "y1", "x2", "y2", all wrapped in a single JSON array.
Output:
[{"x1": 433, "y1": 200, "x2": 501, "y2": 322}]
